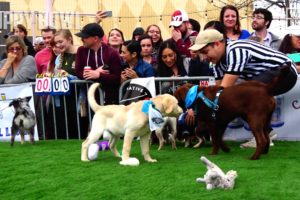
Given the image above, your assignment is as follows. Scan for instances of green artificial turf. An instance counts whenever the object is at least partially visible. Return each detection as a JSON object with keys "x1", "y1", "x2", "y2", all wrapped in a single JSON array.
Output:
[{"x1": 0, "y1": 140, "x2": 300, "y2": 200}]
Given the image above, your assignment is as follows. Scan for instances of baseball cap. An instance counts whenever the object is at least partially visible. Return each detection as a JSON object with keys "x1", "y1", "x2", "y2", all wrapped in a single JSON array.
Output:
[
  {"x1": 34, "y1": 37, "x2": 44, "y2": 45},
  {"x1": 75, "y1": 23, "x2": 104, "y2": 38},
  {"x1": 169, "y1": 10, "x2": 189, "y2": 27},
  {"x1": 189, "y1": 29, "x2": 224, "y2": 51}
]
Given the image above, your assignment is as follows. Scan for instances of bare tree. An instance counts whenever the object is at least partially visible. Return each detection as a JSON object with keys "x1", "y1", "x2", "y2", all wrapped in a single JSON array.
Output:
[{"x1": 254, "y1": 0, "x2": 299, "y2": 26}]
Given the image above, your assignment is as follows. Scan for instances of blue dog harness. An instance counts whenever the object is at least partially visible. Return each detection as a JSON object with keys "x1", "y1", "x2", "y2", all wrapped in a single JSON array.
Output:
[{"x1": 185, "y1": 85, "x2": 223, "y2": 119}]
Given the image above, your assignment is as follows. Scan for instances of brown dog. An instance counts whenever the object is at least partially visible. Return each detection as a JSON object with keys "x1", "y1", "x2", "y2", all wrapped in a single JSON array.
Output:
[{"x1": 174, "y1": 68, "x2": 290, "y2": 160}]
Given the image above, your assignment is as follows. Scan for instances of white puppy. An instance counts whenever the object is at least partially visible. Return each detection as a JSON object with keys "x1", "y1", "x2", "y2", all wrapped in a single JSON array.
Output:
[
  {"x1": 81, "y1": 83, "x2": 183, "y2": 166},
  {"x1": 196, "y1": 156, "x2": 238, "y2": 190}
]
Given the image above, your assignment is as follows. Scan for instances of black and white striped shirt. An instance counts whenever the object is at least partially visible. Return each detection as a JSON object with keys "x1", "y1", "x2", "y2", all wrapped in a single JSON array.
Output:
[{"x1": 214, "y1": 39, "x2": 297, "y2": 80}]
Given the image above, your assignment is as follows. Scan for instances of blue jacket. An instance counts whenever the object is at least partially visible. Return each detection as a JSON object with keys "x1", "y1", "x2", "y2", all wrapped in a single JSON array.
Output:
[{"x1": 131, "y1": 58, "x2": 155, "y2": 78}]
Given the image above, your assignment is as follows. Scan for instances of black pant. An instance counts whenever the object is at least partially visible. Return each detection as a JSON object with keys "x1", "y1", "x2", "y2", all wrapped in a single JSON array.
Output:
[{"x1": 252, "y1": 65, "x2": 297, "y2": 96}]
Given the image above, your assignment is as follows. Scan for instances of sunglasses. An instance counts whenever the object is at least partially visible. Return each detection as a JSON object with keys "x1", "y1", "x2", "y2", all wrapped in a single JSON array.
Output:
[{"x1": 8, "y1": 47, "x2": 22, "y2": 52}]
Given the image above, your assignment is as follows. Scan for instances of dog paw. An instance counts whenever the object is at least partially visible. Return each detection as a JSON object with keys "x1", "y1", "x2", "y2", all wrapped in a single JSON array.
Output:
[
  {"x1": 120, "y1": 157, "x2": 140, "y2": 166},
  {"x1": 146, "y1": 158, "x2": 157, "y2": 163}
]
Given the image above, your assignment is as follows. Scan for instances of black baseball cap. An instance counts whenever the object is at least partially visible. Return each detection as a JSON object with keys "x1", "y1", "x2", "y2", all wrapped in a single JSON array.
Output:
[{"x1": 75, "y1": 23, "x2": 104, "y2": 38}]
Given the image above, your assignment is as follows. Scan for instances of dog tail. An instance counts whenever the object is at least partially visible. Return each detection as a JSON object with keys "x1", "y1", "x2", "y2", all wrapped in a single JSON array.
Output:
[
  {"x1": 266, "y1": 64, "x2": 292, "y2": 96},
  {"x1": 88, "y1": 83, "x2": 102, "y2": 112}
]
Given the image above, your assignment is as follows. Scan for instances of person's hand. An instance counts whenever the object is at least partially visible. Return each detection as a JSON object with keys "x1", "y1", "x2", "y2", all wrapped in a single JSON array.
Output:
[
  {"x1": 60, "y1": 69, "x2": 69, "y2": 77},
  {"x1": 83, "y1": 69, "x2": 100, "y2": 80},
  {"x1": 6, "y1": 52, "x2": 17, "y2": 65},
  {"x1": 185, "y1": 108, "x2": 195, "y2": 126},
  {"x1": 95, "y1": 65, "x2": 110, "y2": 75},
  {"x1": 172, "y1": 29, "x2": 182, "y2": 42},
  {"x1": 121, "y1": 71, "x2": 128, "y2": 83},
  {"x1": 95, "y1": 11, "x2": 108, "y2": 24},
  {"x1": 124, "y1": 68, "x2": 138, "y2": 79}
]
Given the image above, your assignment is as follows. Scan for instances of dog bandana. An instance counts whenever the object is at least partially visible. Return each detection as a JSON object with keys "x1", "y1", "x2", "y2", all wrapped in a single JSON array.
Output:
[{"x1": 142, "y1": 100, "x2": 164, "y2": 131}]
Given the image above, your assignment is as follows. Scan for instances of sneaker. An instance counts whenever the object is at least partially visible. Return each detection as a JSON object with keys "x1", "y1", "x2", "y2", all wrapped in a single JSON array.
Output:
[
  {"x1": 240, "y1": 131, "x2": 277, "y2": 148},
  {"x1": 240, "y1": 137, "x2": 256, "y2": 148},
  {"x1": 269, "y1": 130, "x2": 278, "y2": 147}
]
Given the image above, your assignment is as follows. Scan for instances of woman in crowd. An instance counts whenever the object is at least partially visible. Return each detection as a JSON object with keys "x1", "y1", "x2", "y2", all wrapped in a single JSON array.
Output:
[
  {"x1": 145, "y1": 24, "x2": 163, "y2": 62},
  {"x1": 219, "y1": 5, "x2": 250, "y2": 41},
  {"x1": 157, "y1": 40, "x2": 187, "y2": 93},
  {"x1": 131, "y1": 27, "x2": 144, "y2": 41},
  {"x1": 13, "y1": 24, "x2": 36, "y2": 56},
  {"x1": 120, "y1": 40, "x2": 155, "y2": 83},
  {"x1": 279, "y1": 33, "x2": 300, "y2": 73},
  {"x1": 0, "y1": 35, "x2": 36, "y2": 84},
  {"x1": 46, "y1": 29, "x2": 88, "y2": 139},
  {"x1": 138, "y1": 34, "x2": 157, "y2": 70},
  {"x1": 47, "y1": 29, "x2": 78, "y2": 77},
  {"x1": 108, "y1": 28, "x2": 124, "y2": 54}
]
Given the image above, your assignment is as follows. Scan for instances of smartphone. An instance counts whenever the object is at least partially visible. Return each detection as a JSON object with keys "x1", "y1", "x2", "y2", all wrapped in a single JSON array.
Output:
[
  {"x1": 104, "y1": 11, "x2": 112, "y2": 17},
  {"x1": 102, "y1": 64, "x2": 109, "y2": 70}
]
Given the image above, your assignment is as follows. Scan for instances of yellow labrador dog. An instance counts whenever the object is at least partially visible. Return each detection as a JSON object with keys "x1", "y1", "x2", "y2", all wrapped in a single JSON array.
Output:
[{"x1": 81, "y1": 83, "x2": 183, "y2": 166}]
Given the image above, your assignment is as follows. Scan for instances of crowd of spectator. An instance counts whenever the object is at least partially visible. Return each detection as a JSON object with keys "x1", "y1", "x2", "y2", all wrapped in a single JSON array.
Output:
[{"x1": 0, "y1": 6, "x2": 299, "y2": 142}]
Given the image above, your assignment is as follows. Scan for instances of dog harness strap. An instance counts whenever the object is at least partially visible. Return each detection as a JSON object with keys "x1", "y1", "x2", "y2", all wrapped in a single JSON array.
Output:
[
  {"x1": 197, "y1": 91, "x2": 217, "y2": 110},
  {"x1": 213, "y1": 89, "x2": 224, "y2": 111}
]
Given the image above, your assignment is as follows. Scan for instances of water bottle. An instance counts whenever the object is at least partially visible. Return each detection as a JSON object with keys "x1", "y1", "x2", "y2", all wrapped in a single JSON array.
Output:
[{"x1": 271, "y1": 95, "x2": 284, "y2": 127}]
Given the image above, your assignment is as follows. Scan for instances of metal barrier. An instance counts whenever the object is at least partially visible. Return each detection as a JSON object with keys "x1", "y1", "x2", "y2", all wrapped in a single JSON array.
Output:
[
  {"x1": 119, "y1": 76, "x2": 216, "y2": 102},
  {"x1": 0, "y1": 80, "x2": 104, "y2": 141},
  {"x1": 35, "y1": 80, "x2": 105, "y2": 140},
  {"x1": 1, "y1": 77, "x2": 215, "y2": 141}
]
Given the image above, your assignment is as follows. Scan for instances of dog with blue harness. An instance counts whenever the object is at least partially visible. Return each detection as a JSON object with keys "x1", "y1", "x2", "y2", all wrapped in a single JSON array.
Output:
[{"x1": 174, "y1": 68, "x2": 288, "y2": 160}]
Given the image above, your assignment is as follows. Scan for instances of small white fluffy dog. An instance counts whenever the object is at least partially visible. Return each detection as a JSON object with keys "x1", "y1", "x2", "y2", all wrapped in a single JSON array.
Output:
[
  {"x1": 81, "y1": 83, "x2": 183, "y2": 166},
  {"x1": 196, "y1": 156, "x2": 238, "y2": 190}
]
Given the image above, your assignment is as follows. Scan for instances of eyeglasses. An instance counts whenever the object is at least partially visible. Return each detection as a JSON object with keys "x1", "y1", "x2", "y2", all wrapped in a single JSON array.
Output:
[
  {"x1": 251, "y1": 16, "x2": 264, "y2": 20},
  {"x1": 148, "y1": 30, "x2": 160, "y2": 34},
  {"x1": 8, "y1": 47, "x2": 22, "y2": 52}
]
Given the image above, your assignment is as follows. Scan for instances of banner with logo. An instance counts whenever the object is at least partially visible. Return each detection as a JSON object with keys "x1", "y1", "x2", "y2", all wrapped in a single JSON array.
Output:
[
  {"x1": 0, "y1": 83, "x2": 38, "y2": 142},
  {"x1": 119, "y1": 77, "x2": 156, "y2": 105}
]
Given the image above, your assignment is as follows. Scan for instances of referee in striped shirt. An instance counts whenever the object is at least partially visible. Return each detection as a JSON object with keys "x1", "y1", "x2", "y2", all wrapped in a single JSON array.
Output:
[
  {"x1": 189, "y1": 29, "x2": 297, "y2": 95},
  {"x1": 189, "y1": 29, "x2": 297, "y2": 147}
]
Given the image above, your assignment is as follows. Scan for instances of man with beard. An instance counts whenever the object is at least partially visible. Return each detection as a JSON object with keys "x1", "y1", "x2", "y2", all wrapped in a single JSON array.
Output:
[
  {"x1": 169, "y1": 9, "x2": 198, "y2": 57},
  {"x1": 250, "y1": 8, "x2": 281, "y2": 50},
  {"x1": 75, "y1": 23, "x2": 122, "y2": 104},
  {"x1": 242, "y1": 8, "x2": 282, "y2": 148},
  {"x1": 35, "y1": 26, "x2": 56, "y2": 74}
]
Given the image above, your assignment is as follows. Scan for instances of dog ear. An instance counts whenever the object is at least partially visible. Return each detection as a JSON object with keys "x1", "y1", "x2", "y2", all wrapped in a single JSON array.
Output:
[
  {"x1": 9, "y1": 100, "x2": 15, "y2": 107},
  {"x1": 163, "y1": 95, "x2": 177, "y2": 114},
  {"x1": 25, "y1": 96, "x2": 32, "y2": 102},
  {"x1": 174, "y1": 85, "x2": 191, "y2": 102}
]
